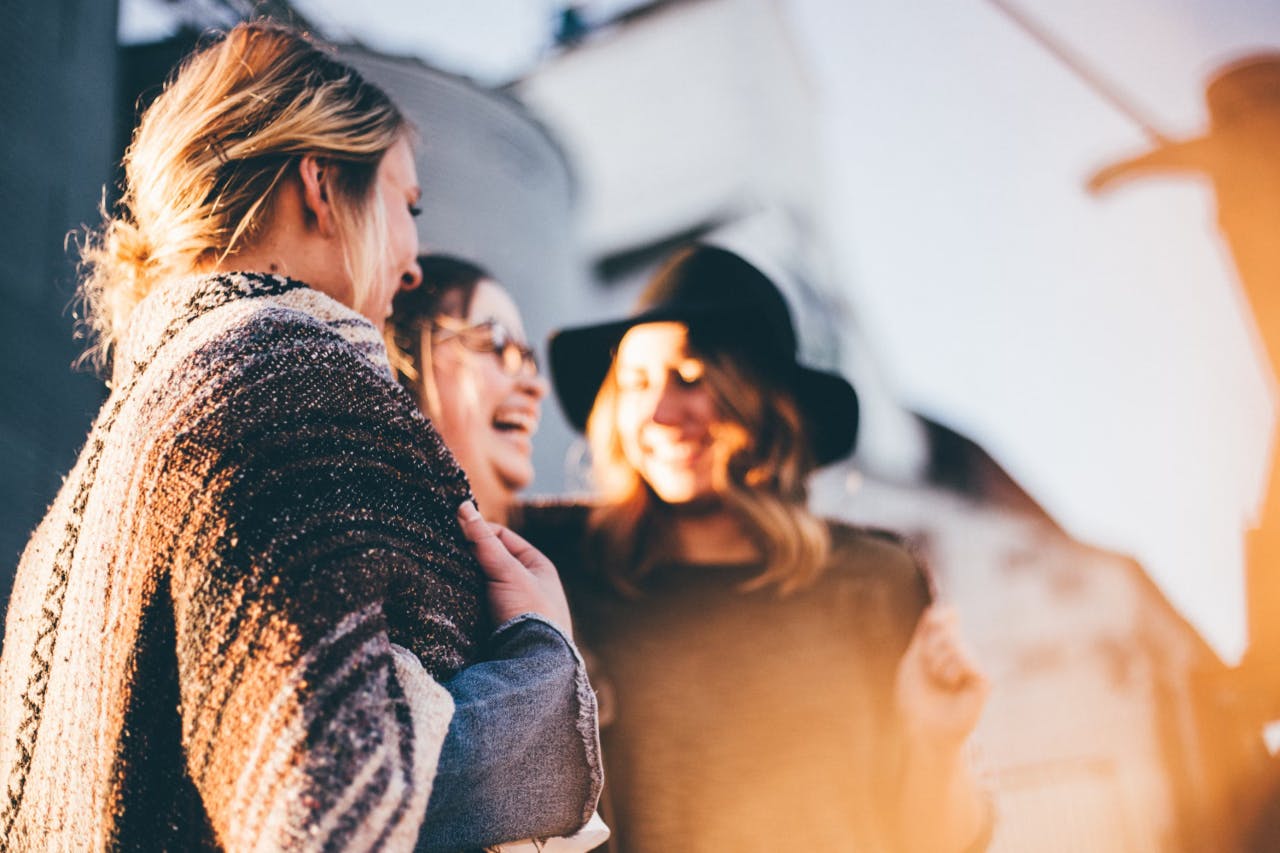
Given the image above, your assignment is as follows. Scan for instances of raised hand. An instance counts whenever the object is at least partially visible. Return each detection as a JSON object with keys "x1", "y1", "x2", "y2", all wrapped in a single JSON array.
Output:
[
  {"x1": 456, "y1": 500, "x2": 574, "y2": 639},
  {"x1": 894, "y1": 604, "x2": 988, "y2": 746}
]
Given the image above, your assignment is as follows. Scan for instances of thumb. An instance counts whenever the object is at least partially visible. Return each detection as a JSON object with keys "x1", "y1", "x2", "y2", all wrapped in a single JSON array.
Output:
[{"x1": 457, "y1": 500, "x2": 521, "y2": 583}]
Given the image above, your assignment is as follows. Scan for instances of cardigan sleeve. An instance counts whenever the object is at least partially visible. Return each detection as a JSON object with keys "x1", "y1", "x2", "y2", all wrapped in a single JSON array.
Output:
[{"x1": 156, "y1": 313, "x2": 484, "y2": 851}]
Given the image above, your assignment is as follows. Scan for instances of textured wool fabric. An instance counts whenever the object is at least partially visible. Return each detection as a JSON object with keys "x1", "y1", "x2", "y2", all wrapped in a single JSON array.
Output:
[
  {"x1": 0, "y1": 272, "x2": 484, "y2": 851},
  {"x1": 518, "y1": 502, "x2": 932, "y2": 853}
]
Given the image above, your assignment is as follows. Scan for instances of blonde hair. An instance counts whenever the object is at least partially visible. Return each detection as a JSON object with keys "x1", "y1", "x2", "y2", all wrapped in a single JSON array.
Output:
[
  {"x1": 78, "y1": 21, "x2": 408, "y2": 369},
  {"x1": 585, "y1": 337, "x2": 831, "y2": 595}
]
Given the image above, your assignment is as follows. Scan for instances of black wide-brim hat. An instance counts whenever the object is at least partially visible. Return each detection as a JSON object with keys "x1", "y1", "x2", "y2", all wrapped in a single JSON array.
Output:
[{"x1": 549, "y1": 244, "x2": 859, "y2": 466}]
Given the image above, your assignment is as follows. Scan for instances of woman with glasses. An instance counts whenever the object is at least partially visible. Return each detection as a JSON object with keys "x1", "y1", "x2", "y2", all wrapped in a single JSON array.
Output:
[
  {"x1": 386, "y1": 254, "x2": 547, "y2": 526},
  {"x1": 385, "y1": 255, "x2": 617, "y2": 852}
]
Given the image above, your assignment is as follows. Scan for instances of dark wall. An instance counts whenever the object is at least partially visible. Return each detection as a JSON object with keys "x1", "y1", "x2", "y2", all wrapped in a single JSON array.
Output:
[{"x1": 0, "y1": 2, "x2": 118, "y2": 613}]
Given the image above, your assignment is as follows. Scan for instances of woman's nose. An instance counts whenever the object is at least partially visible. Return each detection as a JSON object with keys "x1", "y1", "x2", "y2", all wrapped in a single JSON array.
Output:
[
  {"x1": 518, "y1": 369, "x2": 549, "y2": 400},
  {"x1": 650, "y1": 382, "x2": 684, "y2": 427}
]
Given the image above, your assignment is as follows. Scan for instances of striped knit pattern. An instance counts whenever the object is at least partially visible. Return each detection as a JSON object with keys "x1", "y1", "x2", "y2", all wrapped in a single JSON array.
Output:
[{"x1": 0, "y1": 272, "x2": 484, "y2": 851}]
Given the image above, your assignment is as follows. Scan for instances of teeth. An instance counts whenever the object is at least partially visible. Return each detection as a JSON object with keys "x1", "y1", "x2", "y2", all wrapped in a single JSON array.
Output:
[
  {"x1": 648, "y1": 442, "x2": 701, "y2": 462},
  {"x1": 493, "y1": 411, "x2": 537, "y2": 433}
]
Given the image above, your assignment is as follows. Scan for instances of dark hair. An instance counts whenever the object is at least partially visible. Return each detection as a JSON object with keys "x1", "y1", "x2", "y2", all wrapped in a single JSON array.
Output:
[{"x1": 384, "y1": 254, "x2": 493, "y2": 409}]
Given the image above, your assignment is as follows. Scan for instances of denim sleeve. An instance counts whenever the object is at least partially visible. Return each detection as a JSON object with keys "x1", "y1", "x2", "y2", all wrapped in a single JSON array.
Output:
[{"x1": 416, "y1": 614, "x2": 604, "y2": 853}]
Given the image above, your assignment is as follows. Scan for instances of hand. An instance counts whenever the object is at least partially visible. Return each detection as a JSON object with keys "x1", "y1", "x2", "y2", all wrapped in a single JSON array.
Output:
[
  {"x1": 894, "y1": 605, "x2": 988, "y2": 747},
  {"x1": 456, "y1": 501, "x2": 574, "y2": 640}
]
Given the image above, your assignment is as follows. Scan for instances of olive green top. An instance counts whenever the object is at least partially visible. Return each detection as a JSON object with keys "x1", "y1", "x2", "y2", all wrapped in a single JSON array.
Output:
[{"x1": 518, "y1": 502, "x2": 932, "y2": 853}]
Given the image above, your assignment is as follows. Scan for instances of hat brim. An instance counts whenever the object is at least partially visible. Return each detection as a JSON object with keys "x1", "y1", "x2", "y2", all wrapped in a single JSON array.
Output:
[
  {"x1": 550, "y1": 302, "x2": 725, "y2": 434},
  {"x1": 784, "y1": 365, "x2": 860, "y2": 466},
  {"x1": 1086, "y1": 134, "x2": 1223, "y2": 193},
  {"x1": 549, "y1": 308, "x2": 859, "y2": 467}
]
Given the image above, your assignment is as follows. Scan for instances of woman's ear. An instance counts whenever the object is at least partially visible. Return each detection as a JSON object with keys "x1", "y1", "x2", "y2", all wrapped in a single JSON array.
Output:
[{"x1": 298, "y1": 154, "x2": 336, "y2": 237}]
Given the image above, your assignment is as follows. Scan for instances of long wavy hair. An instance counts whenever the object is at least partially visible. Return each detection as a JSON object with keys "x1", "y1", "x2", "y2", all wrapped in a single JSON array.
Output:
[
  {"x1": 77, "y1": 21, "x2": 408, "y2": 371},
  {"x1": 585, "y1": 329, "x2": 831, "y2": 595}
]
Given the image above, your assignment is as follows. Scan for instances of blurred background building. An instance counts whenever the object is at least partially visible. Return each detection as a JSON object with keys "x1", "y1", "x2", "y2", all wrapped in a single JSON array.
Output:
[
  {"x1": 511, "y1": 3, "x2": 1270, "y2": 848},
  {"x1": 2, "y1": 0, "x2": 1276, "y2": 849}
]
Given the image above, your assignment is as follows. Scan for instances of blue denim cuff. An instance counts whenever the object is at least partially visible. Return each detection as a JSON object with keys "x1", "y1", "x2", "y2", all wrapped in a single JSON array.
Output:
[
  {"x1": 417, "y1": 614, "x2": 604, "y2": 853},
  {"x1": 490, "y1": 611, "x2": 572, "y2": 641}
]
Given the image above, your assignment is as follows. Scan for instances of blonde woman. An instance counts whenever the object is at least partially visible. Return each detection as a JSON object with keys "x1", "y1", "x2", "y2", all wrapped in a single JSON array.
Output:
[
  {"x1": 0, "y1": 22, "x2": 599, "y2": 852},
  {"x1": 521, "y1": 245, "x2": 993, "y2": 852}
]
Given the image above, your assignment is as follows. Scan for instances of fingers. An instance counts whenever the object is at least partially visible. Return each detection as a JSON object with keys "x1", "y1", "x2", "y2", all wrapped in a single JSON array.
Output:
[
  {"x1": 912, "y1": 605, "x2": 987, "y2": 693},
  {"x1": 491, "y1": 524, "x2": 556, "y2": 577},
  {"x1": 456, "y1": 499, "x2": 492, "y2": 542},
  {"x1": 456, "y1": 501, "x2": 521, "y2": 583},
  {"x1": 904, "y1": 604, "x2": 951, "y2": 663},
  {"x1": 492, "y1": 523, "x2": 574, "y2": 639},
  {"x1": 930, "y1": 645, "x2": 979, "y2": 691}
]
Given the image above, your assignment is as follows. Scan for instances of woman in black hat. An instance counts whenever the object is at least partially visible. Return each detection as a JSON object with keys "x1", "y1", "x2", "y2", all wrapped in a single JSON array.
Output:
[{"x1": 520, "y1": 244, "x2": 993, "y2": 852}]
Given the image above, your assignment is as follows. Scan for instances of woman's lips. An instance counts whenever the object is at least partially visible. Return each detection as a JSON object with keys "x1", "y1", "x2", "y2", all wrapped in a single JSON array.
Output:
[
  {"x1": 644, "y1": 439, "x2": 707, "y2": 464},
  {"x1": 492, "y1": 408, "x2": 539, "y2": 435}
]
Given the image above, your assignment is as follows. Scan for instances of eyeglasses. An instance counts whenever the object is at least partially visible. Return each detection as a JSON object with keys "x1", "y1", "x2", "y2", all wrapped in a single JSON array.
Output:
[{"x1": 430, "y1": 318, "x2": 539, "y2": 377}]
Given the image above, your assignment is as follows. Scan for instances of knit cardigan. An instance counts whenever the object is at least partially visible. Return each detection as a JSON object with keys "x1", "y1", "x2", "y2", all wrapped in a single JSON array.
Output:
[{"x1": 0, "y1": 272, "x2": 485, "y2": 851}]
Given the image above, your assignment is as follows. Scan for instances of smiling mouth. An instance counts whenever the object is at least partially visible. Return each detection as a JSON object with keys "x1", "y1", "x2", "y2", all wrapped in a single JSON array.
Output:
[
  {"x1": 492, "y1": 410, "x2": 538, "y2": 435},
  {"x1": 646, "y1": 441, "x2": 707, "y2": 464}
]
